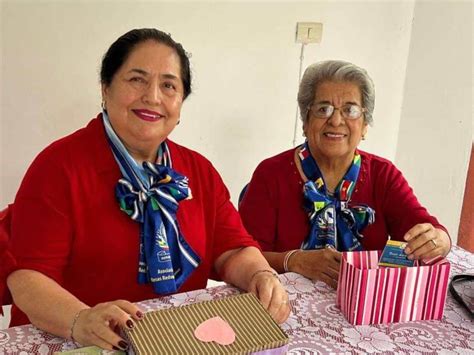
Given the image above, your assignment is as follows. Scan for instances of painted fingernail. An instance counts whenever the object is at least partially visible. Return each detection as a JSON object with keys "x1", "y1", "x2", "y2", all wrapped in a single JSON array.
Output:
[
  {"x1": 112, "y1": 346, "x2": 120, "y2": 351},
  {"x1": 126, "y1": 319, "x2": 134, "y2": 329},
  {"x1": 118, "y1": 340, "x2": 128, "y2": 350},
  {"x1": 136, "y1": 310, "x2": 144, "y2": 319}
]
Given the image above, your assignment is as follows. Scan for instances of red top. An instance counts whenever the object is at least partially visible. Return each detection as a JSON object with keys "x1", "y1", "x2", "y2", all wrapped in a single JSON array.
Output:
[
  {"x1": 10, "y1": 115, "x2": 258, "y2": 326},
  {"x1": 239, "y1": 148, "x2": 448, "y2": 252}
]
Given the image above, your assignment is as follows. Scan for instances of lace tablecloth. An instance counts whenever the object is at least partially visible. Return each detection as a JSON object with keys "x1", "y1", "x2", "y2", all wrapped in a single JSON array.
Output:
[{"x1": 1, "y1": 246, "x2": 473, "y2": 355}]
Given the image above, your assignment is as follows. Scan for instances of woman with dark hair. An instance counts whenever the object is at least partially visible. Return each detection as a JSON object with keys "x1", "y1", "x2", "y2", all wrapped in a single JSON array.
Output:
[
  {"x1": 239, "y1": 60, "x2": 451, "y2": 288},
  {"x1": 6, "y1": 28, "x2": 290, "y2": 350}
]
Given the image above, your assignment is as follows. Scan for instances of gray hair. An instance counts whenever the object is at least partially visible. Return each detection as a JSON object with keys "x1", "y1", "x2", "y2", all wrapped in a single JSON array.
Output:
[{"x1": 297, "y1": 60, "x2": 375, "y2": 125}]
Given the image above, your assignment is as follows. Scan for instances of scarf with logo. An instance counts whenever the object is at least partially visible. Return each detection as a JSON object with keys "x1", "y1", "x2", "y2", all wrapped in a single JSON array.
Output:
[
  {"x1": 299, "y1": 142, "x2": 375, "y2": 251},
  {"x1": 102, "y1": 112, "x2": 200, "y2": 294}
]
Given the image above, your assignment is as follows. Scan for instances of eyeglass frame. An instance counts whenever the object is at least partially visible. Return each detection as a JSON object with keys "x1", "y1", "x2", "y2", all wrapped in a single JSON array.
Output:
[{"x1": 307, "y1": 102, "x2": 367, "y2": 120}]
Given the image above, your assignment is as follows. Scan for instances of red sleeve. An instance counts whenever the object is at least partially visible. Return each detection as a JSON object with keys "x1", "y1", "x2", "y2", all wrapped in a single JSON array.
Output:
[
  {"x1": 379, "y1": 162, "x2": 449, "y2": 241},
  {"x1": 10, "y1": 146, "x2": 73, "y2": 286},
  {"x1": 210, "y1": 166, "x2": 260, "y2": 265},
  {"x1": 239, "y1": 161, "x2": 278, "y2": 251}
]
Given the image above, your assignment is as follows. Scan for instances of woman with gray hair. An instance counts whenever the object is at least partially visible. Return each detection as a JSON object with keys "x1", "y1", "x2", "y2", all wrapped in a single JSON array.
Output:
[{"x1": 239, "y1": 60, "x2": 450, "y2": 288}]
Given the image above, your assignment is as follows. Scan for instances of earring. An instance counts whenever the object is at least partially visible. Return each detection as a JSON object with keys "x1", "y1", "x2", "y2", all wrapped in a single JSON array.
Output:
[
  {"x1": 177, "y1": 120, "x2": 180, "y2": 125},
  {"x1": 362, "y1": 135, "x2": 366, "y2": 140},
  {"x1": 101, "y1": 101, "x2": 106, "y2": 111}
]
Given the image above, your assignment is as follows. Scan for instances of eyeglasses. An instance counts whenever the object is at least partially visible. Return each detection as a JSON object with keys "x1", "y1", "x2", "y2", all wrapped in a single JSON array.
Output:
[{"x1": 308, "y1": 103, "x2": 366, "y2": 120}]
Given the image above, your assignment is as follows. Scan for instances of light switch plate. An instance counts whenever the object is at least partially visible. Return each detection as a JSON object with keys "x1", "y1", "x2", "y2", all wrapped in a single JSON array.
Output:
[{"x1": 296, "y1": 22, "x2": 323, "y2": 44}]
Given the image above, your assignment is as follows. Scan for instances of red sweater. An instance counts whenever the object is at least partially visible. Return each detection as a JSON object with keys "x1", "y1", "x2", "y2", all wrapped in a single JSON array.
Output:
[
  {"x1": 10, "y1": 116, "x2": 258, "y2": 326},
  {"x1": 239, "y1": 148, "x2": 447, "y2": 252}
]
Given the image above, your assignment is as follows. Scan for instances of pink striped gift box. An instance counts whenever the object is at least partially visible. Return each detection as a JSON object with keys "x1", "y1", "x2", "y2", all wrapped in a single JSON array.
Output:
[{"x1": 336, "y1": 250, "x2": 450, "y2": 325}]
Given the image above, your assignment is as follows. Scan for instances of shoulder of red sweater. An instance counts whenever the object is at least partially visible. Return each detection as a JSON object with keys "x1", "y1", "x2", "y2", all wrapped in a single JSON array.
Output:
[
  {"x1": 256, "y1": 147, "x2": 296, "y2": 170},
  {"x1": 34, "y1": 116, "x2": 102, "y2": 162},
  {"x1": 358, "y1": 149, "x2": 397, "y2": 169},
  {"x1": 165, "y1": 139, "x2": 212, "y2": 165},
  {"x1": 165, "y1": 140, "x2": 222, "y2": 182}
]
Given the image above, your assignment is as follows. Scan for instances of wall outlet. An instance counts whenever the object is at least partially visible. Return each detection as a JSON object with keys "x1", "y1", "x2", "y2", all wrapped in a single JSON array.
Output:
[{"x1": 295, "y1": 22, "x2": 323, "y2": 44}]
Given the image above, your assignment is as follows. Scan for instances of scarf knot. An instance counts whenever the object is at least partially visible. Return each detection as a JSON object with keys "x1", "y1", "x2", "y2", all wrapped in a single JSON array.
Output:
[
  {"x1": 102, "y1": 112, "x2": 200, "y2": 294},
  {"x1": 116, "y1": 163, "x2": 190, "y2": 222},
  {"x1": 299, "y1": 142, "x2": 375, "y2": 251}
]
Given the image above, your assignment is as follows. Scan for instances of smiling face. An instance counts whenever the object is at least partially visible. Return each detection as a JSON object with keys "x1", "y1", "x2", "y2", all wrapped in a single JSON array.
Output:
[
  {"x1": 303, "y1": 81, "x2": 368, "y2": 167},
  {"x1": 102, "y1": 40, "x2": 184, "y2": 161}
]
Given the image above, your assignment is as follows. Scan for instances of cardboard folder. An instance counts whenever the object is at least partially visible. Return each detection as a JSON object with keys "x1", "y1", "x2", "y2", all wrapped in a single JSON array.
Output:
[{"x1": 124, "y1": 293, "x2": 289, "y2": 354}]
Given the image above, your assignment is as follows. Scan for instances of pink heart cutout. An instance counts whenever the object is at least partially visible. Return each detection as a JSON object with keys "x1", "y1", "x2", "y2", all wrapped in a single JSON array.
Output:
[{"x1": 194, "y1": 316, "x2": 236, "y2": 346}]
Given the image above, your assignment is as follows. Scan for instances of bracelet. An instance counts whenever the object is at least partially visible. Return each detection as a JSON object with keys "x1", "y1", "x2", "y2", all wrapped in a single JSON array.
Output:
[
  {"x1": 70, "y1": 309, "x2": 87, "y2": 342},
  {"x1": 250, "y1": 269, "x2": 279, "y2": 284},
  {"x1": 283, "y1": 249, "x2": 300, "y2": 272}
]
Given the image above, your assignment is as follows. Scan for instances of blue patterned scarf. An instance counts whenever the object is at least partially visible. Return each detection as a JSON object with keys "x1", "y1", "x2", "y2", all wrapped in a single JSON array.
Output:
[
  {"x1": 102, "y1": 112, "x2": 200, "y2": 294},
  {"x1": 299, "y1": 142, "x2": 375, "y2": 251}
]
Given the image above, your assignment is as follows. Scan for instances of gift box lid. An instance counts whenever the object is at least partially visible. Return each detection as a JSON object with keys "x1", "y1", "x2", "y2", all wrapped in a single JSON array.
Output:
[{"x1": 124, "y1": 293, "x2": 289, "y2": 355}]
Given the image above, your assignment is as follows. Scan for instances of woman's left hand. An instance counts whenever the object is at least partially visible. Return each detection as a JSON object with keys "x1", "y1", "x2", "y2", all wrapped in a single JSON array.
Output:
[
  {"x1": 248, "y1": 270, "x2": 291, "y2": 324},
  {"x1": 403, "y1": 223, "x2": 450, "y2": 260}
]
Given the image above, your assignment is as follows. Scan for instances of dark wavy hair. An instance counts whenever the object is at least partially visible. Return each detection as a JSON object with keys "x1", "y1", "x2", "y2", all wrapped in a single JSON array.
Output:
[{"x1": 100, "y1": 28, "x2": 192, "y2": 99}]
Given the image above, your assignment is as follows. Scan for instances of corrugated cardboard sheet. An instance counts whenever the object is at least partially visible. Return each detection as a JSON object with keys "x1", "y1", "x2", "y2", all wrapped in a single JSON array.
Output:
[{"x1": 124, "y1": 293, "x2": 289, "y2": 355}]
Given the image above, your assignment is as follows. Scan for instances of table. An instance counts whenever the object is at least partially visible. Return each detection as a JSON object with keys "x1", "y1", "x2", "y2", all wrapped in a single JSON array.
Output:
[{"x1": 1, "y1": 246, "x2": 473, "y2": 354}]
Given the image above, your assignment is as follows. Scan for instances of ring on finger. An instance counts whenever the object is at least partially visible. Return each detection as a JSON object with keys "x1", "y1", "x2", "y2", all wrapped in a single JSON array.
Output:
[{"x1": 430, "y1": 239, "x2": 437, "y2": 248}]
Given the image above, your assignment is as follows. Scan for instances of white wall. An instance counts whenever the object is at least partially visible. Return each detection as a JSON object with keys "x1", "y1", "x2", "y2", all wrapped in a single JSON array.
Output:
[
  {"x1": 1, "y1": 0, "x2": 415, "y2": 209},
  {"x1": 396, "y1": 0, "x2": 473, "y2": 242},
  {"x1": 1, "y1": 2, "x2": 471, "y2": 245},
  {"x1": 0, "y1": 305, "x2": 10, "y2": 330}
]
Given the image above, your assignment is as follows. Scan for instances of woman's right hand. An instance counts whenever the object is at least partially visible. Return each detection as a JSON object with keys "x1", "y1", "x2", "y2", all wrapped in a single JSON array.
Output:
[
  {"x1": 288, "y1": 248, "x2": 341, "y2": 288},
  {"x1": 72, "y1": 300, "x2": 144, "y2": 351}
]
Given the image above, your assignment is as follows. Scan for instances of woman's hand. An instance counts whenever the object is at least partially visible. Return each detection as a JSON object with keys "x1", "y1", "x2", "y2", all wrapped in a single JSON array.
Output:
[
  {"x1": 403, "y1": 223, "x2": 450, "y2": 260},
  {"x1": 72, "y1": 300, "x2": 144, "y2": 351},
  {"x1": 289, "y1": 248, "x2": 341, "y2": 288},
  {"x1": 248, "y1": 270, "x2": 291, "y2": 324},
  {"x1": 216, "y1": 247, "x2": 291, "y2": 324}
]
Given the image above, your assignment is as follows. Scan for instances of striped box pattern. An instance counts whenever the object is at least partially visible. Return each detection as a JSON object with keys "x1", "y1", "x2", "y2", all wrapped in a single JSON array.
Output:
[{"x1": 336, "y1": 250, "x2": 451, "y2": 325}]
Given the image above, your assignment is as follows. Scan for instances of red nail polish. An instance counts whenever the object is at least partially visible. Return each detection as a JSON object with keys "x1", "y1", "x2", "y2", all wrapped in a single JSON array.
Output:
[
  {"x1": 126, "y1": 319, "x2": 134, "y2": 329},
  {"x1": 118, "y1": 340, "x2": 128, "y2": 350},
  {"x1": 136, "y1": 310, "x2": 144, "y2": 318}
]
